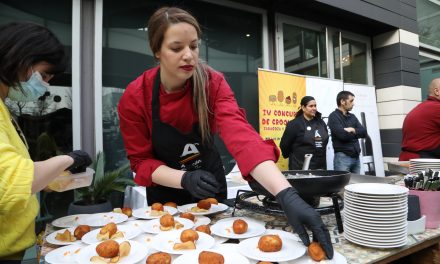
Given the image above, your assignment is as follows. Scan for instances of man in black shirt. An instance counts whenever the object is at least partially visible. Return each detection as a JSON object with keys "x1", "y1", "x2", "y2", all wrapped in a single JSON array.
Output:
[{"x1": 328, "y1": 91, "x2": 367, "y2": 174}]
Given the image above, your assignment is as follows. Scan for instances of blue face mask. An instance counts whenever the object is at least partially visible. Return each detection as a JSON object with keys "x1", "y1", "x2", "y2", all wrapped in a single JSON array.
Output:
[{"x1": 8, "y1": 71, "x2": 49, "y2": 102}]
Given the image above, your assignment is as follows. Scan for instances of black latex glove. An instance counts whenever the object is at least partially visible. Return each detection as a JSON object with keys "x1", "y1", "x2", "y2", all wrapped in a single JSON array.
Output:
[
  {"x1": 66, "y1": 150, "x2": 92, "y2": 173},
  {"x1": 276, "y1": 187, "x2": 334, "y2": 259},
  {"x1": 181, "y1": 169, "x2": 219, "y2": 199}
]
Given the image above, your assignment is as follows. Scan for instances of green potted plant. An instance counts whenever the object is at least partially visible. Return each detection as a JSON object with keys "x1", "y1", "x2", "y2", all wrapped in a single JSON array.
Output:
[{"x1": 67, "y1": 151, "x2": 135, "y2": 215}]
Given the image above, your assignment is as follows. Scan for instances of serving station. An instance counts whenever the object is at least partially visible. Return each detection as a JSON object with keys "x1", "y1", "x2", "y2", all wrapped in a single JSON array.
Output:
[{"x1": 39, "y1": 174, "x2": 440, "y2": 263}]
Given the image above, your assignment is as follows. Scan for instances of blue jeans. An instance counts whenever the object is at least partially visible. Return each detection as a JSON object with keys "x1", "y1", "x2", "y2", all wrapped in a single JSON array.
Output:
[{"x1": 334, "y1": 152, "x2": 360, "y2": 174}]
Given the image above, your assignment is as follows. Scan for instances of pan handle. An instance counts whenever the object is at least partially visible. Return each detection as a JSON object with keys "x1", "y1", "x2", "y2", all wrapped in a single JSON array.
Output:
[{"x1": 302, "y1": 154, "x2": 313, "y2": 170}]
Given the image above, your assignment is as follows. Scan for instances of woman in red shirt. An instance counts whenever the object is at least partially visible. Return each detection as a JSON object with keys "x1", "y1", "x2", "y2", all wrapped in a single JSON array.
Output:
[{"x1": 117, "y1": 7, "x2": 333, "y2": 258}]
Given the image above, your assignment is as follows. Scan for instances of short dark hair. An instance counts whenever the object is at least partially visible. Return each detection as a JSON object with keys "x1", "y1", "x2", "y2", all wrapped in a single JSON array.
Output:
[
  {"x1": 0, "y1": 22, "x2": 67, "y2": 88},
  {"x1": 336, "y1": 90, "x2": 354, "y2": 106}
]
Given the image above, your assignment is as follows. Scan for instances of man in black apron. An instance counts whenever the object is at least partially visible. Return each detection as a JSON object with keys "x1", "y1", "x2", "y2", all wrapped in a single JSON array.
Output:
[{"x1": 147, "y1": 72, "x2": 227, "y2": 205}]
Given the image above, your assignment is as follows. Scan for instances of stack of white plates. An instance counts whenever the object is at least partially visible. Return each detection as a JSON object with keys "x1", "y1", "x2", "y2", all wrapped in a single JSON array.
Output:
[
  {"x1": 409, "y1": 158, "x2": 440, "y2": 174},
  {"x1": 343, "y1": 183, "x2": 408, "y2": 248}
]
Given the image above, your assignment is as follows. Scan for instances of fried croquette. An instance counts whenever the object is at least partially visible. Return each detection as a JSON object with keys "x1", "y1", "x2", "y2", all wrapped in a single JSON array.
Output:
[
  {"x1": 95, "y1": 239, "x2": 119, "y2": 258},
  {"x1": 232, "y1": 219, "x2": 248, "y2": 234},
  {"x1": 198, "y1": 251, "x2": 225, "y2": 264},
  {"x1": 258, "y1": 235, "x2": 283, "y2": 252}
]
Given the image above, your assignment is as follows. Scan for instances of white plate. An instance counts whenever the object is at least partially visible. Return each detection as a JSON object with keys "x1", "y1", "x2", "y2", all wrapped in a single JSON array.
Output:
[
  {"x1": 211, "y1": 217, "x2": 266, "y2": 239},
  {"x1": 345, "y1": 205, "x2": 407, "y2": 215},
  {"x1": 344, "y1": 199, "x2": 407, "y2": 210},
  {"x1": 46, "y1": 228, "x2": 83, "y2": 246},
  {"x1": 173, "y1": 248, "x2": 250, "y2": 264},
  {"x1": 343, "y1": 217, "x2": 407, "y2": 228},
  {"x1": 344, "y1": 210, "x2": 407, "y2": 220},
  {"x1": 344, "y1": 205, "x2": 407, "y2": 216},
  {"x1": 152, "y1": 229, "x2": 215, "y2": 255},
  {"x1": 238, "y1": 236, "x2": 306, "y2": 262},
  {"x1": 410, "y1": 164, "x2": 440, "y2": 168},
  {"x1": 343, "y1": 217, "x2": 407, "y2": 231},
  {"x1": 343, "y1": 212, "x2": 407, "y2": 224},
  {"x1": 215, "y1": 216, "x2": 265, "y2": 226},
  {"x1": 344, "y1": 225, "x2": 407, "y2": 239},
  {"x1": 76, "y1": 240, "x2": 148, "y2": 264},
  {"x1": 81, "y1": 225, "x2": 141, "y2": 244},
  {"x1": 132, "y1": 206, "x2": 178, "y2": 219},
  {"x1": 44, "y1": 244, "x2": 86, "y2": 264},
  {"x1": 345, "y1": 183, "x2": 408, "y2": 195},
  {"x1": 344, "y1": 191, "x2": 407, "y2": 199},
  {"x1": 211, "y1": 242, "x2": 240, "y2": 252},
  {"x1": 132, "y1": 233, "x2": 156, "y2": 249},
  {"x1": 409, "y1": 167, "x2": 440, "y2": 170},
  {"x1": 344, "y1": 228, "x2": 407, "y2": 242},
  {"x1": 193, "y1": 215, "x2": 211, "y2": 226},
  {"x1": 140, "y1": 217, "x2": 194, "y2": 234},
  {"x1": 293, "y1": 251, "x2": 347, "y2": 264},
  {"x1": 344, "y1": 233, "x2": 407, "y2": 248},
  {"x1": 119, "y1": 219, "x2": 149, "y2": 231},
  {"x1": 344, "y1": 205, "x2": 408, "y2": 215},
  {"x1": 344, "y1": 228, "x2": 407, "y2": 243},
  {"x1": 178, "y1": 214, "x2": 211, "y2": 226},
  {"x1": 52, "y1": 214, "x2": 88, "y2": 228},
  {"x1": 410, "y1": 164, "x2": 440, "y2": 167},
  {"x1": 77, "y1": 212, "x2": 128, "y2": 227},
  {"x1": 213, "y1": 235, "x2": 228, "y2": 245},
  {"x1": 344, "y1": 193, "x2": 408, "y2": 202},
  {"x1": 410, "y1": 158, "x2": 440, "y2": 163},
  {"x1": 264, "y1": 229, "x2": 301, "y2": 242},
  {"x1": 177, "y1": 203, "x2": 229, "y2": 215},
  {"x1": 344, "y1": 195, "x2": 406, "y2": 205}
]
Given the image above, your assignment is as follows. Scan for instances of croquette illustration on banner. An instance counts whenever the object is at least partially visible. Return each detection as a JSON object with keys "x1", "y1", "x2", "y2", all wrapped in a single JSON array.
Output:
[{"x1": 258, "y1": 69, "x2": 306, "y2": 170}]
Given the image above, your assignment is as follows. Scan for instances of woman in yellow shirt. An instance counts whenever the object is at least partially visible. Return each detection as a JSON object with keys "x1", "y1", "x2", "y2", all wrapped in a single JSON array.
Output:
[{"x1": 0, "y1": 22, "x2": 91, "y2": 262}]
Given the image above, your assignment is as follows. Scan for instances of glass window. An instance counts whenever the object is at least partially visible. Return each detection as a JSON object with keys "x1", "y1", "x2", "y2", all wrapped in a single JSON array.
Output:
[
  {"x1": 333, "y1": 34, "x2": 367, "y2": 84},
  {"x1": 417, "y1": 0, "x2": 440, "y2": 49},
  {"x1": 0, "y1": 0, "x2": 73, "y2": 220},
  {"x1": 333, "y1": 33, "x2": 341, "y2": 80},
  {"x1": 419, "y1": 55, "x2": 440, "y2": 99},
  {"x1": 102, "y1": 1, "x2": 263, "y2": 171},
  {"x1": 282, "y1": 24, "x2": 327, "y2": 77}
]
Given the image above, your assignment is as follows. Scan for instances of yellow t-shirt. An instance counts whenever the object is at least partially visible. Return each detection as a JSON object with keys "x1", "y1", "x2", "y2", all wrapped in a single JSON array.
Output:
[{"x1": 0, "y1": 99, "x2": 38, "y2": 259}]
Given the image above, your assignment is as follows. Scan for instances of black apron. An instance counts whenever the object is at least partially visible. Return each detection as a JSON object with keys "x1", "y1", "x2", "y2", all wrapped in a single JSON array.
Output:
[
  {"x1": 288, "y1": 116, "x2": 328, "y2": 170},
  {"x1": 147, "y1": 71, "x2": 227, "y2": 205}
]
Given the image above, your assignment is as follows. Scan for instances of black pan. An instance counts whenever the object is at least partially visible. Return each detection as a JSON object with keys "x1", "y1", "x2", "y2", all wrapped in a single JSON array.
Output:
[{"x1": 248, "y1": 170, "x2": 351, "y2": 200}]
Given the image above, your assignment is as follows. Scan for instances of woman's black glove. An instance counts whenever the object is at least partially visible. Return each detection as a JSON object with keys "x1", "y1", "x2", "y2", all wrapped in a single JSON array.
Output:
[
  {"x1": 66, "y1": 150, "x2": 92, "y2": 173},
  {"x1": 276, "y1": 187, "x2": 334, "y2": 259},
  {"x1": 181, "y1": 169, "x2": 219, "y2": 199}
]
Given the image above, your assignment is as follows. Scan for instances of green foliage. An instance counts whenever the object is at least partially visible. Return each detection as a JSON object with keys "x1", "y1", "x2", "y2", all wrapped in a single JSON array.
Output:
[{"x1": 75, "y1": 152, "x2": 135, "y2": 205}]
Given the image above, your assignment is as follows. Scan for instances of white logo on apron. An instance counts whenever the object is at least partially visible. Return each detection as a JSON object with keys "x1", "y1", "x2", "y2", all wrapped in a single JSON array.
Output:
[
  {"x1": 314, "y1": 130, "x2": 321, "y2": 138},
  {"x1": 180, "y1": 143, "x2": 202, "y2": 169},
  {"x1": 314, "y1": 130, "x2": 323, "y2": 148},
  {"x1": 181, "y1": 143, "x2": 200, "y2": 157}
]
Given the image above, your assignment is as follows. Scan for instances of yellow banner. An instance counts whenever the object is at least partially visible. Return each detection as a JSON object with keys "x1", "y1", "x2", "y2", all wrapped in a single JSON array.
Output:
[{"x1": 258, "y1": 69, "x2": 306, "y2": 170}]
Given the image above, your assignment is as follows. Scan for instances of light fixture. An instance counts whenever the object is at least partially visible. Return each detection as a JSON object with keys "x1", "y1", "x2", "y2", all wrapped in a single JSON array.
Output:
[
  {"x1": 246, "y1": 34, "x2": 250, "y2": 37},
  {"x1": 137, "y1": 27, "x2": 148, "y2": 31}
]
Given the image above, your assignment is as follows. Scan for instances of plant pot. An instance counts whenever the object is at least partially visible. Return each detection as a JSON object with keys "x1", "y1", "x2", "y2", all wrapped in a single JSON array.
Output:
[{"x1": 67, "y1": 200, "x2": 112, "y2": 215}]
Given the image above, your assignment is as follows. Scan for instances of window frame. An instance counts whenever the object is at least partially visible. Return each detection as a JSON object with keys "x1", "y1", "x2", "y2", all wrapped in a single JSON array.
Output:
[
  {"x1": 337, "y1": 29, "x2": 373, "y2": 85},
  {"x1": 72, "y1": 0, "x2": 81, "y2": 150},
  {"x1": 276, "y1": 13, "x2": 373, "y2": 85},
  {"x1": 275, "y1": 14, "x2": 327, "y2": 75}
]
